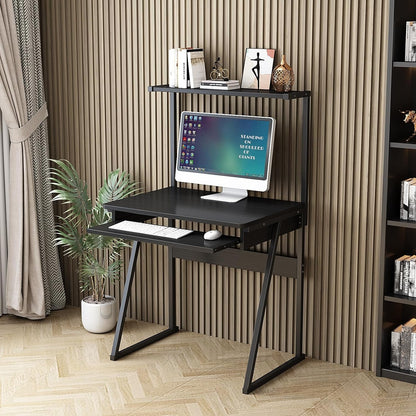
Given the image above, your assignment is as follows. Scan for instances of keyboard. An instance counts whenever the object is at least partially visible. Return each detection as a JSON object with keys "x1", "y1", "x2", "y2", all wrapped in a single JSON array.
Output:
[{"x1": 109, "y1": 220, "x2": 194, "y2": 239}]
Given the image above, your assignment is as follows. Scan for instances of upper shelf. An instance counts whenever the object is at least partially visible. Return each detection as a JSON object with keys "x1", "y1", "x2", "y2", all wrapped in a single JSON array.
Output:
[
  {"x1": 148, "y1": 85, "x2": 311, "y2": 100},
  {"x1": 393, "y1": 61, "x2": 416, "y2": 68},
  {"x1": 390, "y1": 141, "x2": 416, "y2": 150}
]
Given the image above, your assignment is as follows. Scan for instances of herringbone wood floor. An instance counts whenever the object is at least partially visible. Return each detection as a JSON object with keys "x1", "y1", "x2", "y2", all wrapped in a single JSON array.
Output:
[{"x1": 1, "y1": 308, "x2": 416, "y2": 415}]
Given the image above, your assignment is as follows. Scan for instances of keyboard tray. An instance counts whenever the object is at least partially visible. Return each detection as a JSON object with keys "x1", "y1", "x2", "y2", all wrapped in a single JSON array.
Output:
[{"x1": 88, "y1": 222, "x2": 240, "y2": 254}]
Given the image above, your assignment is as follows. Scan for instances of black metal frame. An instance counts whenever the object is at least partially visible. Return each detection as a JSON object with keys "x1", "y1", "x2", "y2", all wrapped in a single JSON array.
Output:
[
  {"x1": 110, "y1": 241, "x2": 179, "y2": 360},
  {"x1": 108, "y1": 86, "x2": 310, "y2": 393}
]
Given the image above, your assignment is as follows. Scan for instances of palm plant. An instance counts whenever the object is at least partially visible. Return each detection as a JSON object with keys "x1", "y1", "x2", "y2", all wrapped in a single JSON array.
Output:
[{"x1": 50, "y1": 159, "x2": 136, "y2": 302}]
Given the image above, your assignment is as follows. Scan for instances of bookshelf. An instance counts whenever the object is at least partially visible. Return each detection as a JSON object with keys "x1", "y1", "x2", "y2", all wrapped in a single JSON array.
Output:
[{"x1": 377, "y1": 0, "x2": 416, "y2": 383}]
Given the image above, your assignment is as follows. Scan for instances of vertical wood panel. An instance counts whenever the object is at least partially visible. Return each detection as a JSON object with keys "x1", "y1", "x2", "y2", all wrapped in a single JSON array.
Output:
[{"x1": 40, "y1": 0, "x2": 387, "y2": 372}]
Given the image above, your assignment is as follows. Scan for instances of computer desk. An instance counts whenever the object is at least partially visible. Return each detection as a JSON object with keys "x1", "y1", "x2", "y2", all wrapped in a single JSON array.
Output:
[{"x1": 89, "y1": 185, "x2": 306, "y2": 394}]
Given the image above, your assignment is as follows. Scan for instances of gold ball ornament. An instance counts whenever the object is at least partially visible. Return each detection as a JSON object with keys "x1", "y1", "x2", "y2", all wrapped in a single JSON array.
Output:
[{"x1": 272, "y1": 55, "x2": 294, "y2": 92}]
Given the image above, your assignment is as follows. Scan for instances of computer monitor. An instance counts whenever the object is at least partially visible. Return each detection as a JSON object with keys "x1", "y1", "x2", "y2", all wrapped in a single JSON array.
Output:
[{"x1": 175, "y1": 111, "x2": 276, "y2": 203}]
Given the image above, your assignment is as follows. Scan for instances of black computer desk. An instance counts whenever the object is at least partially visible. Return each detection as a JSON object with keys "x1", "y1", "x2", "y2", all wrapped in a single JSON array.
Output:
[{"x1": 89, "y1": 186, "x2": 306, "y2": 394}]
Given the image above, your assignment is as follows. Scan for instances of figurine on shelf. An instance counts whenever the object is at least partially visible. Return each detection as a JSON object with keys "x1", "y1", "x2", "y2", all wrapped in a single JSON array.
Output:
[
  {"x1": 210, "y1": 57, "x2": 229, "y2": 80},
  {"x1": 401, "y1": 110, "x2": 416, "y2": 142}
]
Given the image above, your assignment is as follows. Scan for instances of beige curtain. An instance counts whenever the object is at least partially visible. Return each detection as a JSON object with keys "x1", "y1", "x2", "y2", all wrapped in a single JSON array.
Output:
[
  {"x1": 0, "y1": 0, "x2": 56, "y2": 318},
  {"x1": 0, "y1": 111, "x2": 8, "y2": 315}
]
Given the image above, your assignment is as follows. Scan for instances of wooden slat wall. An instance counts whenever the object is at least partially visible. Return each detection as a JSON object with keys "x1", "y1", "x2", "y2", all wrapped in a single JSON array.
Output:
[{"x1": 39, "y1": 0, "x2": 388, "y2": 371}]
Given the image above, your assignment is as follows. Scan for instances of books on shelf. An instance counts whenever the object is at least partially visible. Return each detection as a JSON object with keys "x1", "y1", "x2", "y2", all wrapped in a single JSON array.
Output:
[
  {"x1": 405, "y1": 21, "x2": 416, "y2": 62},
  {"x1": 391, "y1": 319, "x2": 416, "y2": 371},
  {"x1": 400, "y1": 178, "x2": 416, "y2": 221},
  {"x1": 168, "y1": 48, "x2": 207, "y2": 89},
  {"x1": 200, "y1": 80, "x2": 240, "y2": 90},
  {"x1": 394, "y1": 254, "x2": 416, "y2": 297}
]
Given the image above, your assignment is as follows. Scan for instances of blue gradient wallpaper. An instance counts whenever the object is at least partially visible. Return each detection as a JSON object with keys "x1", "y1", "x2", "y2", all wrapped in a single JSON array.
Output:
[{"x1": 178, "y1": 113, "x2": 272, "y2": 179}]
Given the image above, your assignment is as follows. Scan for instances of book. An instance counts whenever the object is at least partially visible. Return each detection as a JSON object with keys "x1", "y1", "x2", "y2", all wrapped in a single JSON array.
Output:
[
  {"x1": 187, "y1": 49, "x2": 206, "y2": 88},
  {"x1": 177, "y1": 48, "x2": 188, "y2": 88},
  {"x1": 411, "y1": 328, "x2": 416, "y2": 371},
  {"x1": 409, "y1": 255, "x2": 416, "y2": 297},
  {"x1": 401, "y1": 178, "x2": 416, "y2": 220},
  {"x1": 409, "y1": 180, "x2": 416, "y2": 221},
  {"x1": 200, "y1": 80, "x2": 240, "y2": 86},
  {"x1": 403, "y1": 257, "x2": 411, "y2": 295},
  {"x1": 400, "y1": 318, "x2": 416, "y2": 370},
  {"x1": 400, "y1": 255, "x2": 411, "y2": 294},
  {"x1": 405, "y1": 21, "x2": 416, "y2": 62},
  {"x1": 391, "y1": 324, "x2": 402, "y2": 368},
  {"x1": 200, "y1": 84, "x2": 240, "y2": 90},
  {"x1": 395, "y1": 255, "x2": 410, "y2": 294},
  {"x1": 168, "y1": 48, "x2": 178, "y2": 88}
]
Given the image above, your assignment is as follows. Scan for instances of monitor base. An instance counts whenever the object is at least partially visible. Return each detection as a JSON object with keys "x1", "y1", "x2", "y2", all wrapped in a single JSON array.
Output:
[{"x1": 200, "y1": 188, "x2": 248, "y2": 203}]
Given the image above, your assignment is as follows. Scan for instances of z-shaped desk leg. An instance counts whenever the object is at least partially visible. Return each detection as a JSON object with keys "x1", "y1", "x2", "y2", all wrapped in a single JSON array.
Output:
[
  {"x1": 242, "y1": 222, "x2": 305, "y2": 393},
  {"x1": 110, "y1": 241, "x2": 179, "y2": 360}
]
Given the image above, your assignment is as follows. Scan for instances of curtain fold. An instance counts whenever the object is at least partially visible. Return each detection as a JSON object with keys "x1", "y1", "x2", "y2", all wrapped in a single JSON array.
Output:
[
  {"x1": 0, "y1": 111, "x2": 9, "y2": 315},
  {"x1": 0, "y1": 0, "x2": 65, "y2": 319}
]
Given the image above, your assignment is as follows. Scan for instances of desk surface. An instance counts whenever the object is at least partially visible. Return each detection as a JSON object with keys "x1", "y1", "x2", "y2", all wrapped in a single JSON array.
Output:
[{"x1": 104, "y1": 186, "x2": 304, "y2": 230}]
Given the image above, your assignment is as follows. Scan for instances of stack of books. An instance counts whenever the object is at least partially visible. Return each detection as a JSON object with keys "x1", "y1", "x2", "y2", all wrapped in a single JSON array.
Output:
[
  {"x1": 391, "y1": 318, "x2": 416, "y2": 371},
  {"x1": 169, "y1": 48, "x2": 207, "y2": 89},
  {"x1": 200, "y1": 80, "x2": 240, "y2": 90},
  {"x1": 394, "y1": 254, "x2": 416, "y2": 297},
  {"x1": 400, "y1": 178, "x2": 416, "y2": 221}
]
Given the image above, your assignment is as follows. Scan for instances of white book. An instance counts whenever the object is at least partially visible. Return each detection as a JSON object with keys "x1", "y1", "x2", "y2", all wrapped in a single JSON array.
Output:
[
  {"x1": 200, "y1": 84, "x2": 240, "y2": 90},
  {"x1": 399, "y1": 255, "x2": 410, "y2": 293},
  {"x1": 401, "y1": 178, "x2": 414, "y2": 220},
  {"x1": 409, "y1": 181, "x2": 416, "y2": 221},
  {"x1": 409, "y1": 256, "x2": 416, "y2": 298},
  {"x1": 403, "y1": 258, "x2": 411, "y2": 295},
  {"x1": 187, "y1": 49, "x2": 206, "y2": 88},
  {"x1": 411, "y1": 328, "x2": 416, "y2": 371},
  {"x1": 395, "y1": 255, "x2": 409, "y2": 294},
  {"x1": 168, "y1": 48, "x2": 178, "y2": 88},
  {"x1": 391, "y1": 324, "x2": 402, "y2": 368},
  {"x1": 406, "y1": 22, "x2": 416, "y2": 62},
  {"x1": 200, "y1": 80, "x2": 240, "y2": 86},
  {"x1": 177, "y1": 48, "x2": 188, "y2": 88}
]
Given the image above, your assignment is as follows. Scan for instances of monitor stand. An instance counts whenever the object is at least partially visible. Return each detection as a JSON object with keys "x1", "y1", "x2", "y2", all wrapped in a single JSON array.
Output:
[{"x1": 200, "y1": 187, "x2": 248, "y2": 203}]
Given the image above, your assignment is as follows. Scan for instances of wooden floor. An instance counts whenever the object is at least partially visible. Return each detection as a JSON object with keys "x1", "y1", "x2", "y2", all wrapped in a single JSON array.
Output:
[{"x1": 1, "y1": 308, "x2": 416, "y2": 415}]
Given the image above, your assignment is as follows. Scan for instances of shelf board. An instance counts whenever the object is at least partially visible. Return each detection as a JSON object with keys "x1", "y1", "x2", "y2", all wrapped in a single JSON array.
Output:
[
  {"x1": 390, "y1": 141, "x2": 416, "y2": 150},
  {"x1": 148, "y1": 84, "x2": 311, "y2": 100},
  {"x1": 393, "y1": 61, "x2": 416, "y2": 68},
  {"x1": 381, "y1": 367, "x2": 416, "y2": 384},
  {"x1": 384, "y1": 293, "x2": 416, "y2": 306},
  {"x1": 387, "y1": 219, "x2": 416, "y2": 229}
]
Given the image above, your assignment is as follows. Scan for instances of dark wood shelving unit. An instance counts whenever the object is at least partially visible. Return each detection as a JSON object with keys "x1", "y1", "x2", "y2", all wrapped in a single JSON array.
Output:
[{"x1": 377, "y1": 0, "x2": 416, "y2": 384}]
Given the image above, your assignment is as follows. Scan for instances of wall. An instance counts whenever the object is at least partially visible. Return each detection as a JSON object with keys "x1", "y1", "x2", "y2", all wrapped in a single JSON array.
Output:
[{"x1": 39, "y1": 0, "x2": 388, "y2": 371}]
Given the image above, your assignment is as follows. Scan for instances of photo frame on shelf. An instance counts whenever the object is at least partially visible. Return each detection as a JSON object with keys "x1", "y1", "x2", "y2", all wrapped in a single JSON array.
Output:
[{"x1": 241, "y1": 48, "x2": 275, "y2": 90}]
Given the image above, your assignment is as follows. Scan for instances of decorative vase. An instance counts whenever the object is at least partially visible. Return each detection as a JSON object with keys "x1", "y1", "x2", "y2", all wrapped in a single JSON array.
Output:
[
  {"x1": 272, "y1": 55, "x2": 294, "y2": 92},
  {"x1": 81, "y1": 295, "x2": 118, "y2": 333}
]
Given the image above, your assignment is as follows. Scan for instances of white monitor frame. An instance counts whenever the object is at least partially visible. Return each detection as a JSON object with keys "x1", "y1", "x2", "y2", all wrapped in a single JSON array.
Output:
[{"x1": 175, "y1": 111, "x2": 276, "y2": 202}]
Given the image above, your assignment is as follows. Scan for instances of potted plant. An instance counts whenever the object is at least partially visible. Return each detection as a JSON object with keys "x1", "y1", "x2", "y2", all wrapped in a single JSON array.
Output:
[{"x1": 50, "y1": 159, "x2": 136, "y2": 333}]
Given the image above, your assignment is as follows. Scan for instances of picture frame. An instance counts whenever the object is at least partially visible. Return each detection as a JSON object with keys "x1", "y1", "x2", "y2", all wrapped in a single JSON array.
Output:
[{"x1": 241, "y1": 48, "x2": 275, "y2": 90}]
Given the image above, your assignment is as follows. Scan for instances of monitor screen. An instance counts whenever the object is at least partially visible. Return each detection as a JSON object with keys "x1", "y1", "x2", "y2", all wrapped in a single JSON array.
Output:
[{"x1": 175, "y1": 111, "x2": 276, "y2": 202}]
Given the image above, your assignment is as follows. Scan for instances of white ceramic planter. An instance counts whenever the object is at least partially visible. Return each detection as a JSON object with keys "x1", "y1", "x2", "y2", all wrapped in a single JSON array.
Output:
[{"x1": 81, "y1": 295, "x2": 118, "y2": 333}]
